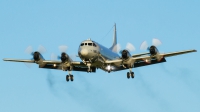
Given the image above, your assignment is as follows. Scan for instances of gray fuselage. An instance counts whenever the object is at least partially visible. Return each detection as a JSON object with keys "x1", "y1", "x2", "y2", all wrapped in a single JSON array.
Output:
[{"x1": 78, "y1": 39, "x2": 120, "y2": 68}]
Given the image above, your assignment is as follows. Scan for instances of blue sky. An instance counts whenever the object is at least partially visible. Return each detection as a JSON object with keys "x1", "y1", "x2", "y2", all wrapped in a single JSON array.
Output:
[{"x1": 0, "y1": 0, "x2": 200, "y2": 112}]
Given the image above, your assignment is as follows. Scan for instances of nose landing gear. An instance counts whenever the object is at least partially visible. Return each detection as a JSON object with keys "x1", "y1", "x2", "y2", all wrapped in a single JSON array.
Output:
[{"x1": 87, "y1": 63, "x2": 92, "y2": 73}]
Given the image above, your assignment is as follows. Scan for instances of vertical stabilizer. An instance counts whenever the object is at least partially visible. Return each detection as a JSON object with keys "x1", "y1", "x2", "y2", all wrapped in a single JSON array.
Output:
[{"x1": 109, "y1": 23, "x2": 117, "y2": 52}]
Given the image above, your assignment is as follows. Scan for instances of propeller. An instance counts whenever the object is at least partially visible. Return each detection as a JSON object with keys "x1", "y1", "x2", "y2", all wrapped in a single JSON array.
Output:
[
  {"x1": 38, "y1": 45, "x2": 47, "y2": 54},
  {"x1": 25, "y1": 45, "x2": 46, "y2": 55},
  {"x1": 24, "y1": 45, "x2": 46, "y2": 68},
  {"x1": 126, "y1": 43, "x2": 136, "y2": 52},
  {"x1": 113, "y1": 43, "x2": 136, "y2": 53},
  {"x1": 51, "y1": 45, "x2": 75, "y2": 62},
  {"x1": 51, "y1": 53, "x2": 58, "y2": 61},
  {"x1": 140, "y1": 38, "x2": 164, "y2": 62},
  {"x1": 59, "y1": 45, "x2": 68, "y2": 53},
  {"x1": 140, "y1": 38, "x2": 162, "y2": 50}
]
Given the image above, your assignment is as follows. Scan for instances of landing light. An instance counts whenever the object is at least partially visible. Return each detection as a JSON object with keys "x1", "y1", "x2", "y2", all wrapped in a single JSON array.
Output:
[
  {"x1": 106, "y1": 65, "x2": 112, "y2": 71},
  {"x1": 53, "y1": 64, "x2": 56, "y2": 67}
]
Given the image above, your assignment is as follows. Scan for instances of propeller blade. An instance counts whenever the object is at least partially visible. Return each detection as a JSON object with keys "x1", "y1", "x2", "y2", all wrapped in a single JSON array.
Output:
[
  {"x1": 59, "y1": 45, "x2": 68, "y2": 53},
  {"x1": 126, "y1": 43, "x2": 136, "y2": 52},
  {"x1": 57, "y1": 56, "x2": 61, "y2": 60},
  {"x1": 51, "y1": 53, "x2": 58, "y2": 60},
  {"x1": 24, "y1": 58, "x2": 34, "y2": 68},
  {"x1": 24, "y1": 62, "x2": 33, "y2": 68},
  {"x1": 112, "y1": 44, "x2": 121, "y2": 53},
  {"x1": 25, "y1": 46, "x2": 33, "y2": 55},
  {"x1": 38, "y1": 45, "x2": 46, "y2": 54},
  {"x1": 152, "y1": 38, "x2": 162, "y2": 47},
  {"x1": 140, "y1": 41, "x2": 148, "y2": 50},
  {"x1": 70, "y1": 54, "x2": 77, "y2": 61}
]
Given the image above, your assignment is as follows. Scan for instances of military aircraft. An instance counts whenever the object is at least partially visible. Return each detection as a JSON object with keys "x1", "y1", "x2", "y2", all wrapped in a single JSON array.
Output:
[{"x1": 3, "y1": 24, "x2": 197, "y2": 82}]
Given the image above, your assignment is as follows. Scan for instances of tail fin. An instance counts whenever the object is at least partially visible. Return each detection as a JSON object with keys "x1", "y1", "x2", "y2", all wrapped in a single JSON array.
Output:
[{"x1": 109, "y1": 23, "x2": 117, "y2": 51}]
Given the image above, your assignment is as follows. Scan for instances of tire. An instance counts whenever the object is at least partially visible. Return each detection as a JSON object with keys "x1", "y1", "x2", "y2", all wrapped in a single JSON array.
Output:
[
  {"x1": 71, "y1": 75, "x2": 74, "y2": 81},
  {"x1": 66, "y1": 75, "x2": 69, "y2": 82},
  {"x1": 131, "y1": 72, "x2": 134, "y2": 78},
  {"x1": 127, "y1": 72, "x2": 130, "y2": 79}
]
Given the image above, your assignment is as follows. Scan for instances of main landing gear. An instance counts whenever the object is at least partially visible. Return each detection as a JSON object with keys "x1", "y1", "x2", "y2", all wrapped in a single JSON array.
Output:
[
  {"x1": 66, "y1": 70, "x2": 74, "y2": 82},
  {"x1": 66, "y1": 74, "x2": 74, "y2": 82},
  {"x1": 127, "y1": 68, "x2": 134, "y2": 79},
  {"x1": 127, "y1": 72, "x2": 134, "y2": 79}
]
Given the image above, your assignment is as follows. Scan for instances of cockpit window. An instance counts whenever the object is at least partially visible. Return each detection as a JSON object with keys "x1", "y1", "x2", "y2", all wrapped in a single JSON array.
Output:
[
  {"x1": 88, "y1": 43, "x2": 92, "y2": 46},
  {"x1": 93, "y1": 43, "x2": 97, "y2": 47},
  {"x1": 81, "y1": 42, "x2": 96, "y2": 47},
  {"x1": 80, "y1": 43, "x2": 84, "y2": 46}
]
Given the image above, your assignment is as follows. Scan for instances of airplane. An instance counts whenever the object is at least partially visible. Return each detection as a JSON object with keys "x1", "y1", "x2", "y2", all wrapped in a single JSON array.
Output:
[{"x1": 3, "y1": 24, "x2": 197, "y2": 82}]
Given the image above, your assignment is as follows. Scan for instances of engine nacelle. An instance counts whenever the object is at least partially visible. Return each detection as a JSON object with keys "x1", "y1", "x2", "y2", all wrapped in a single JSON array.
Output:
[
  {"x1": 61, "y1": 52, "x2": 69, "y2": 63},
  {"x1": 149, "y1": 46, "x2": 158, "y2": 55},
  {"x1": 33, "y1": 52, "x2": 41, "y2": 61},
  {"x1": 120, "y1": 50, "x2": 135, "y2": 69},
  {"x1": 121, "y1": 50, "x2": 131, "y2": 60}
]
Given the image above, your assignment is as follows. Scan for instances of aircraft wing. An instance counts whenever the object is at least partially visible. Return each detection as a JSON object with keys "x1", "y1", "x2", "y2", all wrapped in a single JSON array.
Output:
[
  {"x1": 132, "y1": 49, "x2": 197, "y2": 60},
  {"x1": 104, "y1": 52, "x2": 150, "y2": 64},
  {"x1": 3, "y1": 58, "x2": 35, "y2": 63},
  {"x1": 42, "y1": 60, "x2": 85, "y2": 66},
  {"x1": 132, "y1": 52, "x2": 150, "y2": 57},
  {"x1": 105, "y1": 49, "x2": 197, "y2": 71},
  {"x1": 160, "y1": 49, "x2": 197, "y2": 57},
  {"x1": 3, "y1": 58, "x2": 89, "y2": 72},
  {"x1": 41, "y1": 60, "x2": 91, "y2": 72},
  {"x1": 3, "y1": 58, "x2": 86, "y2": 66}
]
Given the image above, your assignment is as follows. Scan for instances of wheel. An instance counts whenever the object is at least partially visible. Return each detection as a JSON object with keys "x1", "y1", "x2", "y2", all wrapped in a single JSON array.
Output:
[
  {"x1": 131, "y1": 72, "x2": 134, "y2": 78},
  {"x1": 66, "y1": 75, "x2": 69, "y2": 82},
  {"x1": 70, "y1": 75, "x2": 74, "y2": 81},
  {"x1": 108, "y1": 71, "x2": 111, "y2": 73},
  {"x1": 127, "y1": 72, "x2": 130, "y2": 79}
]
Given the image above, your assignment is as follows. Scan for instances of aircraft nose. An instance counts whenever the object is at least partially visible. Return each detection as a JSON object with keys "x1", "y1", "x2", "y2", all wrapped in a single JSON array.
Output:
[{"x1": 80, "y1": 49, "x2": 88, "y2": 56}]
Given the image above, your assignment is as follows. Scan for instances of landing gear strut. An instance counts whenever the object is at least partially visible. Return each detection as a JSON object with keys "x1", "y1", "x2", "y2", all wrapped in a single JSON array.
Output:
[{"x1": 87, "y1": 63, "x2": 92, "y2": 73}]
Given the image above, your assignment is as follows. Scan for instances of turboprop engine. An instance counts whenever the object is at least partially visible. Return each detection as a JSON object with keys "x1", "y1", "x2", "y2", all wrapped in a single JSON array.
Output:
[
  {"x1": 60, "y1": 52, "x2": 69, "y2": 63},
  {"x1": 149, "y1": 45, "x2": 159, "y2": 55},
  {"x1": 121, "y1": 49, "x2": 131, "y2": 60},
  {"x1": 140, "y1": 39, "x2": 164, "y2": 62}
]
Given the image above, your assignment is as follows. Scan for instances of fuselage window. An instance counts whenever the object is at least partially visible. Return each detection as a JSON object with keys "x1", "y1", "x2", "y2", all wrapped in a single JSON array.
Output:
[
  {"x1": 88, "y1": 43, "x2": 92, "y2": 46},
  {"x1": 85, "y1": 43, "x2": 87, "y2": 46},
  {"x1": 93, "y1": 43, "x2": 97, "y2": 47},
  {"x1": 81, "y1": 43, "x2": 84, "y2": 46}
]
